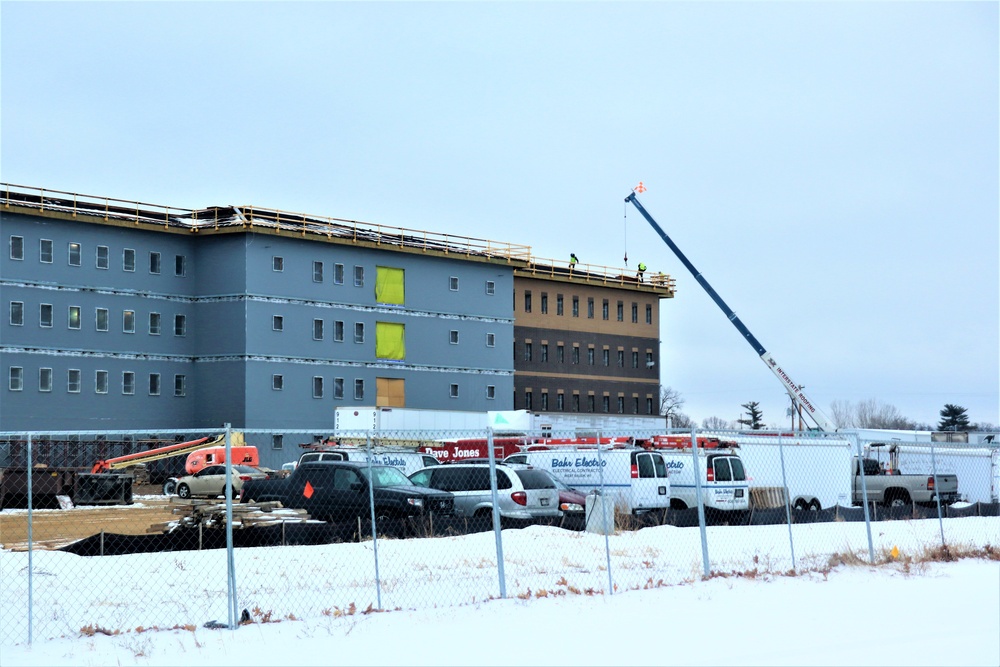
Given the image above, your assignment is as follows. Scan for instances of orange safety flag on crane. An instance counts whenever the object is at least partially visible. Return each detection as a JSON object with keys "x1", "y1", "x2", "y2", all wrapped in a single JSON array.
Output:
[{"x1": 633, "y1": 181, "x2": 646, "y2": 193}]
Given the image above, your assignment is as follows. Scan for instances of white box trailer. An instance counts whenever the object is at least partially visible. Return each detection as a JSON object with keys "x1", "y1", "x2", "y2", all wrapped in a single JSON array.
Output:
[
  {"x1": 334, "y1": 407, "x2": 487, "y2": 433},
  {"x1": 502, "y1": 448, "x2": 670, "y2": 514},
  {"x1": 893, "y1": 445, "x2": 1000, "y2": 504},
  {"x1": 732, "y1": 436, "x2": 854, "y2": 510},
  {"x1": 488, "y1": 410, "x2": 664, "y2": 436}
]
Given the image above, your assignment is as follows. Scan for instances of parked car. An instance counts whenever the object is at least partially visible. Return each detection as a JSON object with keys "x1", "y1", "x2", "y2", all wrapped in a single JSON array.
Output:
[
  {"x1": 503, "y1": 463, "x2": 586, "y2": 518},
  {"x1": 174, "y1": 465, "x2": 269, "y2": 499},
  {"x1": 407, "y1": 463, "x2": 561, "y2": 522}
]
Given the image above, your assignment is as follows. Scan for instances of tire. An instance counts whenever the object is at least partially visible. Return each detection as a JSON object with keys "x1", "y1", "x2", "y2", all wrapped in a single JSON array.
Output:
[
  {"x1": 162, "y1": 479, "x2": 177, "y2": 496},
  {"x1": 887, "y1": 492, "x2": 911, "y2": 509},
  {"x1": 808, "y1": 500, "x2": 821, "y2": 511},
  {"x1": 375, "y1": 511, "x2": 407, "y2": 538},
  {"x1": 793, "y1": 499, "x2": 809, "y2": 511},
  {"x1": 669, "y1": 499, "x2": 688, "y2": 511},
  {"x1": 177, "y1": 483, "x2": 192, "y2": 499}
]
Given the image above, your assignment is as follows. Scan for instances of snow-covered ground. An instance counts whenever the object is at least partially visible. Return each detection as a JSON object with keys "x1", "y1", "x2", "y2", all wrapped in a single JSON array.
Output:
[{"x1": 2, "y1": 517, "x2": 998, "y2": 666}]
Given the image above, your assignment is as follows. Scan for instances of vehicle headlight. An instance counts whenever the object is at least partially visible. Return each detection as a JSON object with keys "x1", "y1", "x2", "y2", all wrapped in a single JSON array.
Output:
[
  {"x1": 407, "y1": 498, "x2": 424, "y2": 508},
  {"x1": 561, "y1": 502, "x2": 584, "y2": 512}
]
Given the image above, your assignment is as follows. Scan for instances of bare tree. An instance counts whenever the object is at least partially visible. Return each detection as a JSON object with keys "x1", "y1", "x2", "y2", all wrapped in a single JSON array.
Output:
[
  {"x1": 667, "y1": 411, "x2": 694, "y2": 429},
  {"x1": 829, "y1": 399, "x2": 856, "y2": 428},
  {"x1": 659, "y1": 386, "x2": 685, "y2": 421},
  {"x1": 702, "y1": 416, "x2": 732, "y2": 430},
  {"x1": 830, "y1": 398, "x2": 916, "y2": 430}
]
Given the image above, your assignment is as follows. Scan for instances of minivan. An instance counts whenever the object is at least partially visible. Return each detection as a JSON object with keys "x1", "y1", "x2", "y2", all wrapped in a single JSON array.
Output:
[{"x1": 408, "y1": 463, "x2": 561, "y2": 522}]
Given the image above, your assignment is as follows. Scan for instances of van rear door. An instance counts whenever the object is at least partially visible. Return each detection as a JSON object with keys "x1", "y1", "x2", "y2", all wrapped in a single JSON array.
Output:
[
  {"x1": 630, "y1": 451, "x2": 670, "y2": 511},
  {"x1": 707, "y1": 455, "x2": 749, "y2": 510}
]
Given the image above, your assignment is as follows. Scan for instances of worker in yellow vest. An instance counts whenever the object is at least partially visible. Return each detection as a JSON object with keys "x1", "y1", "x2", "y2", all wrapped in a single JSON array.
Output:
[{"x1": 637, "y1": 262, "x2": 647, "y2": 282}]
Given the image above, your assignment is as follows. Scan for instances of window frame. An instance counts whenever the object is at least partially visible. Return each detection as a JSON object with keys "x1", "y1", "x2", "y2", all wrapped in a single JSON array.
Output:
[
  {"x1": 485, "y1": 280, "x2": 495, "y2": 295},
  {"x1": 9, "y1": 235, "x2": 24, "y2": 261},
  {"x1": 449, "y1": 330, "x2": 459, "y2": 345},
  {"x1": 95, "y1": 307, "x2": 109, "y2": 332},
  {"x1": 123, "y1": 371, "x2": 135, "y2": 395},
  {"x1": 39, "y1": 303, "x2": 53, "y2": 328},
  {"x1": 9, "y1": 366, "x2": 23, "y2": 391},
  {"x1": 353, "y1": 265, "x2": 364, "y2": 287},
  {"x1": 312, "y1": 376, "x2": 324, "y2": 399},
  {"x1": 95, "y1": 370, "x2": 109, "y2": 394},
  {"x1": 174, "y1": 314, "x2": 186, "y2": 337},
  {"x1": 149, "y1": 373, "x2": 161, "y2": 396},
  {"x1": 38, "y1": 367, "x2": 52, "y2": 392},
  {"x1": 149, "y1": 251, "x2": 161, "y2": 275},
  {"x1": 68, "y1": 305, "x2": 81, "y2": 330},
  {"x1": 313, "y1": 318, "x2": 324, "y2": 341},
  {"x1": 334, "y1": 377, "x2": 345, "y2": 399},
  {"x1": 449, "y1": 276, "x2": 459, "y2": 291},
  {"x1": 96, "y1": 245, "x2": 109, "y2": 270},
  {"x1": 272, "y1": 374, "x2": 284, "y2": 391},
  {"x1": 68, "y1": 242, "x2": 81, "y2": 266},
  {"x1": 174, "y1": 374, "x2": 186, "y2": 397},
  {"x1": 68, "y1": 369, "x2": 82, "y2": 393},
  {"x1": 149, "y1": 312, "x2": 161, "y2": 335},
  {"x1": 40, "y1": 239, "x2": 53, "y2": 264},
  {"x1": 334, "y1": 320, "x2": 345, "y2": 342},
  {"x1": 272, "y1": 315, "x2": 284, "y2": 332},
  {"x1": 9, "y1": 301, "x2": 23, "y2": 326},
  {"x1": 313, "y1": 261, "x2": 324, "y2": 283},
  {"x1": 123, "y1": 309, "x2": 135, "y2": 334},
  {"x1": 486, "y1": 332, "x2": 496, "y2": 347},
  {"x1": 354, "y1": 322, "x2": 365, "y2": 344},
  {"x1": 123, "y1": 248, "x2": 135, "y2": 272},
  {"x1": 354, "y1": 378, "x2": 364, "y2": 400},
  {"x1": 450, "y1": 383, "x2": 459, "y2": 399},
  {"x1": 272, "y1": 256, "x2": 284, "y2": 272},
  {"x1": 175, "y1": 255, "x2": 186, "y2": 277},
  {"x1": 334, "y1": 263, "x2": 344, "y2": 285}
]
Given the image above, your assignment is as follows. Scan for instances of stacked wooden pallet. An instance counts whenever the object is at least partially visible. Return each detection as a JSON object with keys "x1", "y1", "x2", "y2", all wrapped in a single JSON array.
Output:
[{"x1": 147, "y1": 498, "x2": 312, "y2": 533}]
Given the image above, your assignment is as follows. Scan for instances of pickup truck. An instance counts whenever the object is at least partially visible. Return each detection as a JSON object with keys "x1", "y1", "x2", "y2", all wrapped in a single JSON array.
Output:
[
  {"x1": 239, "y1": 460, "x2": 455, "y2": 527},
  {"x1": 852, "y1": 444, "x2": 959, "y2": 507}
]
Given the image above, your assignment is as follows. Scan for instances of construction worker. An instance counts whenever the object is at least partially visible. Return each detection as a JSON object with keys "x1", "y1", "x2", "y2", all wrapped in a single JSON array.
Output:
[
  {"x1": 637, "y1": 261, "x2": 647, "y2": 282},
  {"x1": 569, "y1": 253, "x2": 579, "y2": 270}
]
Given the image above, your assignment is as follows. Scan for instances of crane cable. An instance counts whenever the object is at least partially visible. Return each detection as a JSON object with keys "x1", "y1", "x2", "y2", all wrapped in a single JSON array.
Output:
[{"x1": 623, "y1": 200, "x2": 629, "y2": 266}]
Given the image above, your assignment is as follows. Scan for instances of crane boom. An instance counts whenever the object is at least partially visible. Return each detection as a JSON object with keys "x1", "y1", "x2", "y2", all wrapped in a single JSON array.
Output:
[{"x1": 625, "y1": 192, "x2": 837, "y2": 432}]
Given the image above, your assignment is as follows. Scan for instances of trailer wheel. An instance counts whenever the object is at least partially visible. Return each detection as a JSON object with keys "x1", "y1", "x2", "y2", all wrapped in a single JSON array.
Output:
[
  {"x1": 793, "y1": 499, "x2": 809, "y2": 511},
  {"x1": 177, "y1": 483, "x2": 192, "y2": 499},
  {"x1": 808, "y1": 500, "x2": 821, "y2": 511}
]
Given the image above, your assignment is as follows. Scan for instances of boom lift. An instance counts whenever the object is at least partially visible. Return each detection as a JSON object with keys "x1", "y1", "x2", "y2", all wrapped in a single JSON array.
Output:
[{"x1": 625, "y1": 191, "x2": 837, "y2": 432}]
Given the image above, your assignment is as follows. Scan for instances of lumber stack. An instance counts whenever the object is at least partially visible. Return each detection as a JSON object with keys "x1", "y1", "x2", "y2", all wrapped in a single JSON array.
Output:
[{"x1": 147, "y1": 498, "x2": 312, "y2": 533}]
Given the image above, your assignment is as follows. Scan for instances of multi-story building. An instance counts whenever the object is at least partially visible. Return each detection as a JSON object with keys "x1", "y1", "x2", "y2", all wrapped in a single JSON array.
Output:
[
  {"x1": 1, "y1": 185, "x2": 526, "y2": 435},
  {"x1": 512, "y1": 263, "x2": 673, "y2": 416}
]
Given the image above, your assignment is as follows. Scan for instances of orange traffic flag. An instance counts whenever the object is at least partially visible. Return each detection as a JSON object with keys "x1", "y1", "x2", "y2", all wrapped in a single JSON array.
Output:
[{"x1": 634, "y1": 181, "x2": 646, "y2": 193}]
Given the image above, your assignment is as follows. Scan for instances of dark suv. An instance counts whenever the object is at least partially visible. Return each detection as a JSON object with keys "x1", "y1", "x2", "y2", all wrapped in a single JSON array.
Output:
[{"x1": 240, "y1": 461, "x2": 455, "y2": 526}]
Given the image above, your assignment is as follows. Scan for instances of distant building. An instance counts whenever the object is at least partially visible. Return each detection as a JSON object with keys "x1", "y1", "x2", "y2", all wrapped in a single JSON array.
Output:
[{"x1": 1, "y1": 183, "x2": 674, "y2": 437}]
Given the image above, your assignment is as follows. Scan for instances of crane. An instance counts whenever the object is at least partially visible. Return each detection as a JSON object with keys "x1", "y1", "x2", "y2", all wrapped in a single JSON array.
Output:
[{"x1": 625, "y1": 191, "x2": 838, "y2": 432}]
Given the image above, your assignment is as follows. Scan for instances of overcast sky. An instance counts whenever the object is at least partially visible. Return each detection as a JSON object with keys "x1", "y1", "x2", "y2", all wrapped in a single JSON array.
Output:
[{"x1": 3, "y1": 2, "x2": 997, "y2": 429}]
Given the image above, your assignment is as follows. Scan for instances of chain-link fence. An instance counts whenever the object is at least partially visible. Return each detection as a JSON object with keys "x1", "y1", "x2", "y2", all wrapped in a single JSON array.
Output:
[{"x1": 2, "y1": 426, "x2": 998, "y2": 645}]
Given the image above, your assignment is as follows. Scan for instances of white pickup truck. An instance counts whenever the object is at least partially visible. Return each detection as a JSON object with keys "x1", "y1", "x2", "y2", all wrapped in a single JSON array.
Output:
[{"x1": 853, "y1": 444, "x2": 959, "y2": 507}]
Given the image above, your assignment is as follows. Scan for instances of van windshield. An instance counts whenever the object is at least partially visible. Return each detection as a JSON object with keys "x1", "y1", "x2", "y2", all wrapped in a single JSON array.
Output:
[{"x1": 359, "y1": 466, "x2": 411, "y2": 488}]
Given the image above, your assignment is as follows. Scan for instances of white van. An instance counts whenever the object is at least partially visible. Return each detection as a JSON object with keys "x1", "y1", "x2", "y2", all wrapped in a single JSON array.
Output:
[
  {"x1": 503, "y1": 448, "x2": 670, "y2": 514},
  {"x1": 655, "y1": 447, "x2": 749, "y2": 511},
  {"x1": 295, "y1": 448, "x2": 440, "y2": 477}
]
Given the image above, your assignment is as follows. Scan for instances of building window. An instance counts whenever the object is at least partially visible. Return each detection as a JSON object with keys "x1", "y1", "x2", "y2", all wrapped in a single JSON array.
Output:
[
  {"x1": 646, "y1": 304, "x2": 652, "y2": 324},
  {"x1": 647, "y1": 352, "x2": 654, "y2": 367},
  {"x1": 123, "y1": 371, "x2": 135, "y2": 395},
  {"x1": 632, "y1": 303, "x2": 638, "y2": 323},
  {"x1": 96, "y1": 370, "x2": 109, "y2": 394},
  {"x1": 617, "y1": 396, "x2": 625, "y2": 414},
  {"x1": 68, "y1": 369, "x2": 82, "y2": 393},
  {"x1": 149, "y1": 373, "x2": 160, "y2": 396},
  {"x1": 633, "y1": 397, "x2": 640, "y2": 414},
  {"x1": 96, "y1": 308, "x2": 109, "y2": 332},
  {"x1": 541, "y1": 392, "x2": 549, "y2": 411},
  {"x1": 96, "y1": 245, "x2": 109, "y2": 269},
  {"x1": 354, "y1": 379, "x2": 364, "y2": 400},
  {"x1": 524, "y1": 291, "x2": 532, "y2": 313},
  {"x1": 68, "y1": 242, "x2": 81, "y2": 266},
  {"x1": 354, "y1": 322, "x2": 365, "y2": 343},
  {"x1": 573, "y1": 394, "x2": 580, "y2": 412},
  {"x1": 572, "y1": 296, "x2": 579, "y2": 317},
  {"x1": 587, "y1": 298, "x2": 594, "y2": 319},
  {"x1": 646, "y1": 397, "x2": 654, "y2": 415},
  {"x1": 524, "y1": 342, "x2": 532, "y2": 362},
  {"x1": 617, "y1": 301, "x2": 624, "y2": 322},
  {"x1": 525, "y1": 390, "x2": 533, "y2": 410},
  {"x1": 272, "y1": 434, "x2": 284, "y2": 450},
  {"x1": 39, "y1": 367, "x2": 52, "y2": 392},
  {"x1": 334, "y1": 377, "x2": 344, "y2": 399},
  {"x1": 149, "y1": 312, "x2": 161, "y2": 335},
  {"x1": 149, "y1": 251, "x2": 161, "y2": 274},
  {"x1": 486, "y1": 333, "x2": 495, "y2": 347},
  {"x1": 485, "y1": 281, "x2": 495, "y2": 295},
  {"x1": 68, "y1": 306, "x2": 81, "y2": 330},
  {"x1": 40, "y1": 239, "x2": 53, "y2": 263},
  {"x1": 572, "y1": 346, "x2": 580, "y2": 364},
  {"x1": 556, "y1": 294, "x2": 564, "y2": 316},
  {"x1": 602, "y1": 299, "x2": 609, "y2": 320},
  {"x1": 174, "y1": 314, "x2": 186, "y2": 336},
  {"x1": 602, "y1": 349, "x2": 610, "y2": 366},
  {"x1": 9, "y1": 301, "x2": 23, "y2": 326},
  {"x1": 175, "y1": 255, "x2": 186, "y2": 277},
  {"x1": 313, "y1": 319, "x2": 324, "y2": 340},
  {"x1": 557, "y1": 344, "x2": 564, "y2": 363},
  {"x1": 10, "y1": 235, "x2": 23, "y2": 260},
  {"x1": 334, "y1": 320, "x2": 344, "y2": 342},
  {"x1": 450, "y1": 384, "x2": 459, "y2": 398},
  {"x1": 354, "y1": 265, "x2": 364, "y2": 287},
  {"x1": 123, "y1": 310, "x2": 135, "y2": 333},
  {"x1": 602, "y1": 396, "x2": 610, "y2": 413},
  {"x1": 273, "y1": 256, "x2": 283, "y2": 272},
  {"x1": 541, "y1": 344, "x2": 548, "y2": 362},
  {"x1": 334, "y1": 263, "x2": 344, "y2": 284},
  {"x1": 174, "y1": 374, "x2": 186, "y2": 397},
  {"x1": 617, "y1": 350, "x2": 625, "y2": 367},
  {"x1": 272, "y1": 374, "x2": 283, "y2": 391},
  {"x1": 487, "y1": 385, "x2": 496, "y2": 400},
  {"x1": 9, "y1": 367, "x2": 23, "y2": 391},
  {"x1": 272, "y1": 315, "x2": 283, "y2": 332},
  {"x1": 450, "y1": 276, "x2": 459, "y2": 291},
  {"x1": 632, "y1": 351, "x2": 639, "y2": 368},
  {"x1": 449, "y1": 330, "x2": 459, "y2": 345},
  {"x1": 313, "y1": 376, "x2": 324, "y2": 398},
  {"x1": 588, "y1": 395, "x2": 596, "y2": 413},
  {"x1": 587, "y1": 347, "x2": 595, "y2": 365},
  {"x1": 313, "y1": 261, "x2": 324, "y2": 282},
  {"x1": 123, "y1": 248, "x2": 135, "y2": 272},
  {"x1": 39, "y1": 303, "x2": 52, "y2": 328},
  {"x1": 541, "y1": 293, "x2": 548, "y2": 314}
]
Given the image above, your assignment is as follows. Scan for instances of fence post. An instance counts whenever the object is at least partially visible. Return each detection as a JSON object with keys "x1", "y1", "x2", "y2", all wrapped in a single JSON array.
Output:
[
  {"x1": 486, "y1": 428, "x2": 506, "y2": 599},
  {"x1": 777, "y1": 432, "x2": 796, "y2": 571},
  {"x1": 365, "y1": 434, "x2": 383, "y2": 610},
  {"x1": 691, "y1": 427, "x2": 710, "y2": 578},
  {"x1": 595, "y1": 432, "x2": 613, "y2": 595},
  {"x1": 224, "y1": 424, "x2": 237, "y2": 630},
  {"x1": 853, "y1": 432, "x2": 876, "y2": 564},
  {"x1": 27, "y1": 432, "x2": 34, "y2": 645},
  {"x1": 928, "y1": 435, "x2": 946, "y2": 549}
]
